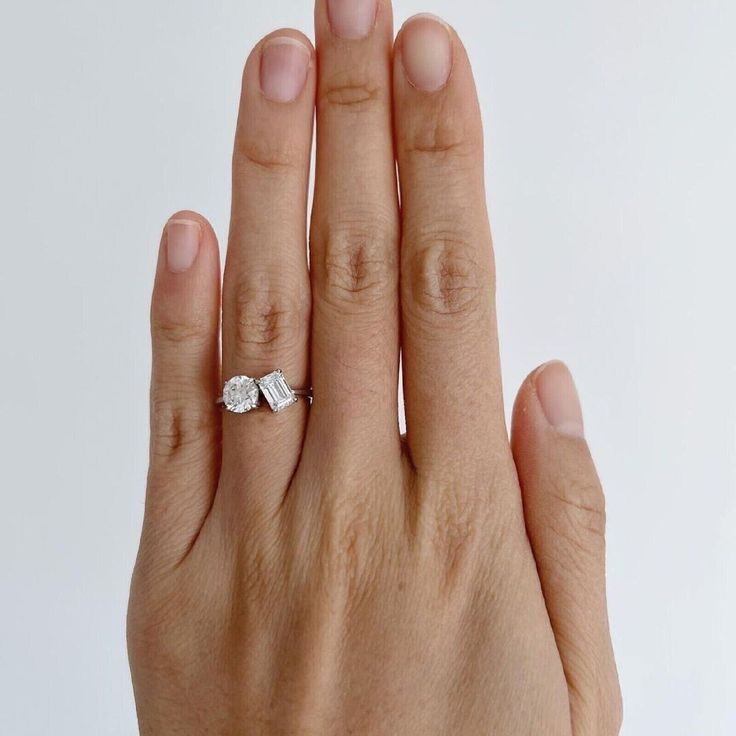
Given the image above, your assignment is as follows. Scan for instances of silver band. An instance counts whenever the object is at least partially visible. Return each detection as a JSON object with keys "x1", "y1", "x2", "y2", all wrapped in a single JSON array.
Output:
[
  {"x1": 218, "y1": 370, "x2": 312, "y2": 414},
  {"x1": 215, "y1": 389, "x2": 312, "y2": 405}
]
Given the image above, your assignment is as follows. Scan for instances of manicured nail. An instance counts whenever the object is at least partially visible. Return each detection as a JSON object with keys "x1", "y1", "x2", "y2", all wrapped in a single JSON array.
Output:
[
  {"x1": 327, "y1": 0, "x2": 377, "y2": 40},
  {"x1": 260, "y1": 37, "x2": 311, "y2": 103},
  {"x1": 535, "y1": 361, "x2": 585, "y2": 438},
  {"x1": 166, "y1": 219, "x2": 201, "y2": 274},
  {"x1": 400, "y1": 14, "x2": 452, "y2": 92}
]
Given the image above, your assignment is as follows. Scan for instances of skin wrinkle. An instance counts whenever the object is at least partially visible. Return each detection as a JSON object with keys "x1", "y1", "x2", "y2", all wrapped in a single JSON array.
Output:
[{"x1": 322, "y1": 78, "x2": 382, "y2": 109}]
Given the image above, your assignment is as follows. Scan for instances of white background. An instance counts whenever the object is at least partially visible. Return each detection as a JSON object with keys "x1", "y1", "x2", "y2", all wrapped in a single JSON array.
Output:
[{"x1": 1, "y1": 1, "x2": 734, "y2": 733}]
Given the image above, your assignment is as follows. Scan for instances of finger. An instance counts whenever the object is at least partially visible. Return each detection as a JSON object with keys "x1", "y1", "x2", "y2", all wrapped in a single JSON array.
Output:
[
  {"x1": 511, "y1": 361, "x2": 623, "y2": 736},
  {"x1": 308, "y1": 0, "x2": 401, "y2": 458},
  {"x1": 144, "y1": 212, "x2": 221, "y2": 565},
  {"x1": 393, "y1": 15, "x2": 505, "y2": 476},
  {"x1": 221, "y1": 31, "x2": 316, "y2": 503}
]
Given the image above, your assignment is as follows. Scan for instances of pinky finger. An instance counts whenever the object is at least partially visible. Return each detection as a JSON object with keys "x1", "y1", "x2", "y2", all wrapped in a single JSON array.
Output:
[{"x1": 142, "y1": 211, "x2": 221, "y2": 566}]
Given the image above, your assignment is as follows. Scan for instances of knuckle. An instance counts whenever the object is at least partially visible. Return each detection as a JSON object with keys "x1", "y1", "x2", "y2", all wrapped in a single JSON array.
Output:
[
  {"x1": 417, "y1": 460, "x2": 519, "y2": 593},
  {"x1": 318, "y1": 494, "x2": 383, "y2": 597},
  {"x1": 433, "y1": 512, "x2": 483, "y2": 590},
  {"x1": 317, "y1": 219, "x2": 398, "y2": 309},
  {"x1": 233, "y1": 136, "x2": 301, "y2": 173},
  {"x1": 231, "y1": 281, "x2": 307, "y2": 355},
  {"x1": 422, "y1": 478, "x2": 496, "y2": 591},
  {"x1": 152, "y1": 314, "x2": 212, "y2": 349},
  {"x1": 150, "y1": 397, "x2": 213, "y2": 459},
  {"x1": 320, "y1": 74, "x2": 382, "y2": 113},
  {"x1": 550, "y1": 474, "x2": 607, "y2": 540},
  {"x1": 235, "y1": 538, "x2": 283, "y2": 606},
  {"x1": 404, "y1": 103, "x2": 479, "y2": 159},
  {"x1": 405, "y1": 232, "x2": 486, "y2": 319}
]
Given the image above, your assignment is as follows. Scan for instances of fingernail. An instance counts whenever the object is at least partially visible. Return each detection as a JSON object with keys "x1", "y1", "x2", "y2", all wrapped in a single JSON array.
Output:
[
  {"x1": 166, "y1": 219, "x2": 201, "y2": 274},
  {"x1": 400, "y1": 14, "x2": 453, "y2": 92},
  {"x1": 327, "y1": 0, "x2": 378, "y2": 40},
  {"x1": 535, "y1": 361, "x2": 585, "y2": 439},
  {"x1": 260, "y1": 37, "x2": 311, "y2": 103}
]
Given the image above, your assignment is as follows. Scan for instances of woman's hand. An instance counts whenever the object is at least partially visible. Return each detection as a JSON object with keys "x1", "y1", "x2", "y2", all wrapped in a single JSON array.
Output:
[{"x1": 127, "y1": 2, "x2": 621, "y2": 733}]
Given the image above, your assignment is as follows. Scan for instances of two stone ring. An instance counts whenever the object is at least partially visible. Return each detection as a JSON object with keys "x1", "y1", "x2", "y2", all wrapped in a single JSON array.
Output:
[{"x1": 217, "y1": 370, "x2": 312, "y2": 414}]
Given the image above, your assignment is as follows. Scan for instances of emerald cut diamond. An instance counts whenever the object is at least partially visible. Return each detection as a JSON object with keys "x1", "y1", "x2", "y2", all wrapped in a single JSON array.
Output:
[
  {"x1": 257, "y1": 370, "x2": 298, "y2": 413},
  {"x1": 222, "y1": 375, "x2": 260, "y2": 414}
]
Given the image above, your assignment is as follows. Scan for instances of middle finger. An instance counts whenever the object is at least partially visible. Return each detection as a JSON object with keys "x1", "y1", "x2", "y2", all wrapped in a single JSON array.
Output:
[
  {"x1": 221, "y1": 31, "x2": 316, "y2": 503},
  {"x1": 307, "y1": 0, "x2": 401, "y2": 460}
]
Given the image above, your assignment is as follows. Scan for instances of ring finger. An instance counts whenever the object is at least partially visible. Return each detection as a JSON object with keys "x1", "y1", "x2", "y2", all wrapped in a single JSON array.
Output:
[{"x1": 221, "y1": 30, "x2": 316, "y2": 509}]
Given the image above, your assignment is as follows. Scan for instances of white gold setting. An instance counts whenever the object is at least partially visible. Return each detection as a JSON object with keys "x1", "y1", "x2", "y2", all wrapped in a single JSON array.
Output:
[{"x1": 218, "y1": 370, "x2": 311, "y2": 414}]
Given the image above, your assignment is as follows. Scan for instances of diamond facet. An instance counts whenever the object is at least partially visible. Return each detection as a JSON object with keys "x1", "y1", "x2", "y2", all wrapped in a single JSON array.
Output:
[
  {"x1": 257, "y1": 370, "x2": 298, "y2": 413},
  {"x1": 222, "y1": 375, "x2": 260, "y2": 414}
]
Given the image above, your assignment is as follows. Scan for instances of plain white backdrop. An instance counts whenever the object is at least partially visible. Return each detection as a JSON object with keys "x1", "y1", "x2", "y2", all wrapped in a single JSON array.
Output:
[{"x1": 1, "y1": 0, "x2": 734, "y2": 733}]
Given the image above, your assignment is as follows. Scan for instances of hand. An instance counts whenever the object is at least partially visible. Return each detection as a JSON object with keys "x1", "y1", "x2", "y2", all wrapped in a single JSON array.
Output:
[{"x1": 127, "y1": 3, "x2": 621, "y2": 734}]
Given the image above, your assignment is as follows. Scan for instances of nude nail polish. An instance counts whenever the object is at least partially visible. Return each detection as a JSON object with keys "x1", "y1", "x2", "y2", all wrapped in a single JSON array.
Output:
[
  {"x1": 400, "y1": 14, "x2": 453, "y2": 92},
  {"x1": 327, "y1": 0, "x2": 378, "y2": 40},
  {"x1": 260, "y1": 37, "x2": 311, "y2": 103},
  {"x1": 535, "y1": 361, "x2": 585, "y2": 438},
  {"x1": 166, "y1": 219, "x2": 201, "y2": 274}
]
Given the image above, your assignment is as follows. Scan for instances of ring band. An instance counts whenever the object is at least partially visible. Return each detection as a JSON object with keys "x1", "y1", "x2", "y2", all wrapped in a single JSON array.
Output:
[{"x1": 218, "y1": 370, "x2": 312, "y2": 414}]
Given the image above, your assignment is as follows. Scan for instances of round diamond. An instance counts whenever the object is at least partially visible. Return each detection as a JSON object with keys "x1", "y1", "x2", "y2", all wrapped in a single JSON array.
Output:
[{"x1": 222, "y1": 375, "x2": 260, "y2": 413}]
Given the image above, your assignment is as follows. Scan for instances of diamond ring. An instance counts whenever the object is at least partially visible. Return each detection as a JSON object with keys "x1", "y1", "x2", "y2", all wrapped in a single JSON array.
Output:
[{"x1": 218, "y1": 370, "x2": 312, "y2": 414}]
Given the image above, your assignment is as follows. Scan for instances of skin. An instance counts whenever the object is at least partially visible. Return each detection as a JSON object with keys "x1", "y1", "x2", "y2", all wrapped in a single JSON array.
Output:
[{"x1": 127, "y1": 2, "x2": 622, "y2": 734}]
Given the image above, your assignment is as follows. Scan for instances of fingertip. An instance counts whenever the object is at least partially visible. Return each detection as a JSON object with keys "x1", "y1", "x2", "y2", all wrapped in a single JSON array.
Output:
[
  {"x1": 319, "y1": 0, "x2": 379, "y2": 41},
  {"x1": 245, "y1": 28, "x2": 315, "y2": 74},
  {"x1": 396, "y1": 13, "x2": 454, "y2": 92},
  {"x1": 241, "y1": 29, "x2": 315, "y2": 105},
  {"x1": 392, "y1": 12, "x2": 483, "y2": 160},
  {"x1": 163, "y1": 215, "x2": 201, "y2": 275},
  {"x1": 156, "y1": 210, "x2": 219, "y2": 278},
  {"x1": 512, "y1": 360, "x2": 604, "y2": 540},
  {"x1": 232, "y1": 28, "x2": 316, "y2": 168},
  {"x1": 534, "y1": 360, "x2": 585, "y2": 439},
  {"x1": 513, "y1": 360, "x2": 585, "y2": 443},
  {"x1": 153, "y1": 210, "x2": 221, "y2": 333},
  {"x1": 393, "y1": 12, "x2": 482, "y2": 101}
]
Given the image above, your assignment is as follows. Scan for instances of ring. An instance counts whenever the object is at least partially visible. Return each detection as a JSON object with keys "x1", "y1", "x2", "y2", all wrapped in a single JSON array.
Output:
[{"x1": 218, "y1": 370, "x2": 312, "y2": 414}]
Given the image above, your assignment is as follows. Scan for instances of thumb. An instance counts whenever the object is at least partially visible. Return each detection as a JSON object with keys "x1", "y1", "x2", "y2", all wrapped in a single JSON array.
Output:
[{"x1": 511, "y1": 361, "x2": 622, "y2": 736}]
